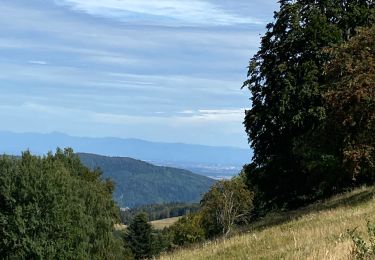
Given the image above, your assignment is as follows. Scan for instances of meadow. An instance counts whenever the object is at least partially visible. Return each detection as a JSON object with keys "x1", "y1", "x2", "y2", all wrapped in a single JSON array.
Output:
[
  {"x1": 160, "y1": 186, "x2": 375, "y2": 259},
  {"x1": 115, "y1": 216, "x2": 180, "y2": 231}
]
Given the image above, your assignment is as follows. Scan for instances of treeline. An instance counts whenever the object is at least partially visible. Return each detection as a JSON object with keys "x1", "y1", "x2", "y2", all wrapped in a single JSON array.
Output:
[{"x1": 120, "y1": 202, "x2": 200, "y2": 224}]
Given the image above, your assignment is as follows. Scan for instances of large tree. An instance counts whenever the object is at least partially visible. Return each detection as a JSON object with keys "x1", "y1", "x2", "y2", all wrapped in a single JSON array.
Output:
[
  {"x1": 243, "y1": 0, "x2": 375, "y2": 212},
  {"x1": 0, "y1": 149, "x2": 124, "y2": 259}
]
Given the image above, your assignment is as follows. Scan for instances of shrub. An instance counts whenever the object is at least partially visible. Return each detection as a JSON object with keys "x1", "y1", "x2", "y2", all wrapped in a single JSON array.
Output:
[{"x1": 350, "y1": 221, "x2": 375, "y2": 259}]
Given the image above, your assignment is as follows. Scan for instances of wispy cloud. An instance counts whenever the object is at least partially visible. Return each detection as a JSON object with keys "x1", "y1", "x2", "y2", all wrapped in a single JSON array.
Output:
[
  {"x1": 28, "y1": 60, "x2": 48, "y2": 65},
  {"x1": 175, "y1": 109, "x2": 245, "y2": 123},
  {"x1": 55, "y1": 0, "x2": 263, "y2": 26},
  {"x1": 0, "y1": 0, "x2": 273, "y2": 147}
]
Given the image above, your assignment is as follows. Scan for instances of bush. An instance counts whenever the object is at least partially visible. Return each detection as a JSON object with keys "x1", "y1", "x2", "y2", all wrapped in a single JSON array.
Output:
[{"x1": 350, "y1": 221, "x2": 375, "y2": 259}]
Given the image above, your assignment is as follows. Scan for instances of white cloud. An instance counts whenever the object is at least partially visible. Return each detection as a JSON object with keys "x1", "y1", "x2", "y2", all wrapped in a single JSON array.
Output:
[
  {"x1": 178, "y1": 110, "x2": 195, "y2": 114},
  {"x1": 55, "y1": 0, "x2": 263, "y2": 26},
  {"x1": 28, "y1": 60, "x2": 48, "y2": 65},
  {"x1": 178, "y1": 109, "x2": 245, "y2": 123},
  {"x1": 92, "y1": 108, "x2": 245, "y2": 126}
]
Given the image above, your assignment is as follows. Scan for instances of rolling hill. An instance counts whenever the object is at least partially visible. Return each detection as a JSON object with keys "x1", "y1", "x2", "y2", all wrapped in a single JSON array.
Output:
[{"x1": 77, "y1": 153, "x2": 215, "y2": 208}]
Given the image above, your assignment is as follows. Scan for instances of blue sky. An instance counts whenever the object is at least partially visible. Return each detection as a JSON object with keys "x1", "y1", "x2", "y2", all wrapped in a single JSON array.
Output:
[{"x1": 0, "y1": 0, "x2": 277, "y2": 148}]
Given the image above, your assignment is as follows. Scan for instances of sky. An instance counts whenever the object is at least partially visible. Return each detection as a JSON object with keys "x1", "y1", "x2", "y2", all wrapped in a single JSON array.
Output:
[{"x1": 0, "y1": 0, "x2": 278, "y2": 148}]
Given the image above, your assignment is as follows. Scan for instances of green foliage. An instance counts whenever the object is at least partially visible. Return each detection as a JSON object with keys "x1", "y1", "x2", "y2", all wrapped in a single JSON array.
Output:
[
  {"x1": 124, "y1": 213, "x2": 174, "y2": 259},
  {"x1": 123, "y1": 239, "x2": 135, "y2": 260},
  {"x1": 0, "y1": 149, "x2": 124, "y2": 259},
  {"x1": 243, "y1": 0, "x2": 375, "y2": 213},
  {"x1": 169, "y1": 213, "x2": 206, "y2": 246},
  {"x1": 350, "y1": 221, "x2": 375, "y2": 259},
  {"x1": 150, "y1": 228, "x2": 176, "y2": 256},
  {"x1": 125, "y1": 213, "x2": 154, "y2": 259},
  {"x1": 324, "y1": 25, "x2": 375, "y2": 183},
  {"x1": 200, "y1": 176, "x2": 254, "y2": 237},
  {"x1": 120, "y1": 202, "x2": 200, "y2": 224},
  {"x1": 78, "y1": 153, "x2": 215, "y2": 208}
]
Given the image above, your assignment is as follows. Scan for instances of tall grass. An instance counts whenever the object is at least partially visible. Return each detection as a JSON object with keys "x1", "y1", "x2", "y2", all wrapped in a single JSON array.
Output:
[{"x1": 160, "y1": 186, "x2": 375, "y2": 259}]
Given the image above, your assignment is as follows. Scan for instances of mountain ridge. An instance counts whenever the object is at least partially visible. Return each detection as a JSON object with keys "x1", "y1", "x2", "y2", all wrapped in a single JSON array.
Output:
[{"x1": 0, "y1": 131, "x2": 250, "y2": 165}]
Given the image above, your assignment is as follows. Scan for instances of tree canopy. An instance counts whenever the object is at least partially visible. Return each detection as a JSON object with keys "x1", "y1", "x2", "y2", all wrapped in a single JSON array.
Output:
[
  {"x1": 0, "y1": 149, "x2": 124, "y2": 259},
  {"x1": 324, "y1": 25, "x2": 375, "y2": 182},
  {"x1": 243, "y1": 0, "x2": 375, "y2": 213}
]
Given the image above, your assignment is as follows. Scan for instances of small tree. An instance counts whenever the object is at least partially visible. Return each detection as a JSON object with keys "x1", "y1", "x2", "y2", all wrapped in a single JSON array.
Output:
[
  {"x1": 201, "y1": 176, "x2": 254, "y2": 237},
  {"x1": 126, "y1": 213, "x2": 153, "y2": 259}
]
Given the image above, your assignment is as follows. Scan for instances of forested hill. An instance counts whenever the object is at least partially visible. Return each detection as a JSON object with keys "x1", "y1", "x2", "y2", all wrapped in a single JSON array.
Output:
[{"x1": 77, "y1": 153, "x2": 215, "y2": 208}]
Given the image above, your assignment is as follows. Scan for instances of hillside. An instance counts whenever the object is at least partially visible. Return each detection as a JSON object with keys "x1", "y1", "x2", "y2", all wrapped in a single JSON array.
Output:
[
  {"x1": 160, "y1": 186, "x2": 375, "y2": 259},
  {"x1": 78, "y1": 153, "x2": 215, "y2": 208}
]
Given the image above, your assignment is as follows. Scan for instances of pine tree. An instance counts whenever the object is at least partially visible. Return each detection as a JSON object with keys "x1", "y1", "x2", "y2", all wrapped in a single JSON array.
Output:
[{"x1": 126, "y1": 213, "x2": 153, "y2": 259}]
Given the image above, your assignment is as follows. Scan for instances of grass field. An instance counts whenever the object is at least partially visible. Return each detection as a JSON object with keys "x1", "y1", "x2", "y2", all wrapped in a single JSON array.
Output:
[
  {"x1": 115, "y1": 216, "x2": 181, "y2": 231},
  {"x1": 160, "y1": 186, "x2": 375, "y2": 260},
  {"x1": 151, "y1": 216, "x2": 181, "y2": 230}
]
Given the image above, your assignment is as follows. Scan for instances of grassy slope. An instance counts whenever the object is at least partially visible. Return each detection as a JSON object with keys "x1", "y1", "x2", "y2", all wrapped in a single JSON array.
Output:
[{"x1": 160, "y1": 186, "x2": 375, "y2": 260}]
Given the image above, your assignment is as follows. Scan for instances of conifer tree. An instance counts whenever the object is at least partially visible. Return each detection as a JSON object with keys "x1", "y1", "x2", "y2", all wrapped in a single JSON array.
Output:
[{"x1": 126, "y1": 213, "x2": 153, "y2": 259}]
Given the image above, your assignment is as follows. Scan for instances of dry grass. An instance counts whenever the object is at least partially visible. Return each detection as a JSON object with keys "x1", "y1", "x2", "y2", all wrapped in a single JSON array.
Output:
[
  {"x1": 115, "y1": 216, "x2": 180, "y2": 231},
  {"x1": 114, "y1": 223, "x2": 127, "y2": 230},
  {"x1": 151, "y1": 217, "x2": 181, "y2": 230},
  {"x1": 160, "y1": 186, "x2": 375, "y2": 260}
]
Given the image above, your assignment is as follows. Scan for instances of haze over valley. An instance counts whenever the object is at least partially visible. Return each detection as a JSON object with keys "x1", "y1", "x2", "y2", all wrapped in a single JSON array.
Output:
[{"x1": 0, "y1": 131, "x2": 250, "y2": 179}]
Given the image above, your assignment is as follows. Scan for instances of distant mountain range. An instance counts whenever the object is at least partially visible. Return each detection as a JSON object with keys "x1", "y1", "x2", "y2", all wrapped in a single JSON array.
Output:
[
  {"x1": 78, "y1": 153, "x2": 215, "y2": 208},
  {"x1": 0, "y1": 131, "x2": 252, "y2": 178}
]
